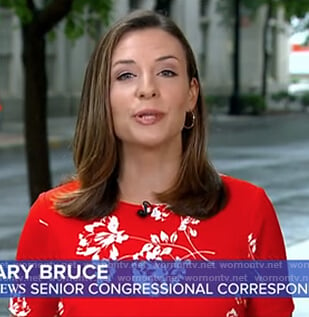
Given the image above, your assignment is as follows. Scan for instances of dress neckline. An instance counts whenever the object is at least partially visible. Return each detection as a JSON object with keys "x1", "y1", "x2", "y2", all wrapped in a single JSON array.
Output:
[{"x1": 117, "y1": 200, "x2": 167, "y2": 209}]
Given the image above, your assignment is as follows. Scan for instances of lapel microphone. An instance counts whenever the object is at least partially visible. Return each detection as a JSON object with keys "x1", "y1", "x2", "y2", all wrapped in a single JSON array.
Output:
[{"x1": 137, "y1": 201, "x2": 152, "y2": 218}]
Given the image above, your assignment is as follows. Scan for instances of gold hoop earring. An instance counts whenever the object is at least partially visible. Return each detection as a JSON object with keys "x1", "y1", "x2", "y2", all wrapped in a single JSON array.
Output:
[{"x1": 184, "y1": 111, "x2": 195, "y2": 129}]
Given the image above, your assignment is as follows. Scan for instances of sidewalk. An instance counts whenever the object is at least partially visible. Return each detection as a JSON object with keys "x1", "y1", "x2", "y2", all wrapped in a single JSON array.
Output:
[{"x1": 0, "y1": 116, "x2": 76, "y2": 150}]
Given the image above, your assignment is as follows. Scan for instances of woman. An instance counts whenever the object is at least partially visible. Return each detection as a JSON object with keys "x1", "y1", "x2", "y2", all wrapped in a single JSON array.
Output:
[{"x1": 10, "y1": 9, "x2": 294, "y2": 317}]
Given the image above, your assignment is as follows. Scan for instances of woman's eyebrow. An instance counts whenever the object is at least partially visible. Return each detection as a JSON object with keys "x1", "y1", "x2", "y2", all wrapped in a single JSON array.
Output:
[
  {"x1": 155, "y1": 55, "x2": 179, "y2": 62},
  {"x1": 112, "y1": 55, "x2": 179, "y2": 68},
  {"x1": 112, "y1": 59, "x2": 136, "y2": 68}
]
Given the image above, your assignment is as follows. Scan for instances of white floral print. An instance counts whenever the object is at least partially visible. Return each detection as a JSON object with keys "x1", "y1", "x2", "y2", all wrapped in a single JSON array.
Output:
[
  {"x1": 76, "y1": 211, "x2": 215, "y2": 261},
  {"x1": 77, "y1": 215, "x2": 129, "y2": 260},
  {"x1": 235, "y1": 297, "x2": 247, "y2": 307},
  {"x1": 178, "y1": 216, "x2": 200, "y2": 232},
  {"x1": 248, "y1": 233, "x2": 257, "y2": 259},
  {"x1": 150, "y1": 205, "x2": 170, "y2": 221},
  {"x1": 132, "y1": 230, "x2": 174, "y2": 260},
  {"x1": 226, "y1": 308, "x2": 238, "y2": 317},
  {"x1": 9, "y1": 297, "x2": 31, "y2": 317},
  {"x1": 57, "y1": 300, "x2": 64, "y2": 316},
  {"x1": 132, "y1": 241, "x2": 172, "y2": 260}
]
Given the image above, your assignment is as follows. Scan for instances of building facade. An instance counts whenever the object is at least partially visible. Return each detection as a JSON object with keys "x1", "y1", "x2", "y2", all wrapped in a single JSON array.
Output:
[{"x1": 0, "y1": 0, "x2": 290, "y2": 121}]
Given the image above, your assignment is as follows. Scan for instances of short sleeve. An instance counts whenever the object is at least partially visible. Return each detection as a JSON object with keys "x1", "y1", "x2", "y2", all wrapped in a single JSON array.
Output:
[
  {"x1": 246, "y1": 188, "x2": 294, "y2": 317},
  {"x1": 8, "y1": 193, "x2": 59, "y2": 317}
]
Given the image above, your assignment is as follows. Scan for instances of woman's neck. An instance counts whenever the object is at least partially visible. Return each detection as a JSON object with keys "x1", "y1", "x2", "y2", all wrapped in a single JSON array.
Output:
[{"x1": 118, "y1": 143, "x2": 182, "y2": 204}]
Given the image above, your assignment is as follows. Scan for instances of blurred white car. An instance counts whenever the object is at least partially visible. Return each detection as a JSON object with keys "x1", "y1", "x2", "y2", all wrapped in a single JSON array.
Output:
[{"x1": 288, "y1": 81, "x2": 309, "y2": 95}]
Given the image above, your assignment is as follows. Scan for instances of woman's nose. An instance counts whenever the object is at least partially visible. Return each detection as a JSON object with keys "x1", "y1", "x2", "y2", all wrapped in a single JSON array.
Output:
[{"x1": 137, "y1": 75, "x2": 158, "y2": 99}]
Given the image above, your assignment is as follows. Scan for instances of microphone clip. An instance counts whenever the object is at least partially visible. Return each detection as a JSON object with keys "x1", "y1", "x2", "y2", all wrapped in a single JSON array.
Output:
[{"x1": 137, "y1": 201, "x2": 152, "y2": 218}]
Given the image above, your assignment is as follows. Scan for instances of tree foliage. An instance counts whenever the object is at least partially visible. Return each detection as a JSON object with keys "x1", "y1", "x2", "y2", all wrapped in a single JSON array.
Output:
[
  {"x1": 64, "y1": 0, "x2": 112, "y2": 39},
  {"x1": 281, "y1": 0, "x2": 309, "y2": 21},
  {"x1": 0, "y1": 0, "x2": 112, "y2": 38},
  {"x1": 217, "y1": 0, "x2": 309, "y2": 23}
]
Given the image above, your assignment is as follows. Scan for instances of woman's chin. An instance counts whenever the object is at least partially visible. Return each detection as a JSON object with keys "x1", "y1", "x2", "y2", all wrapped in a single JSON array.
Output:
[{"x1": 124, "y1": 137, "x2": 176, "y2": 151}]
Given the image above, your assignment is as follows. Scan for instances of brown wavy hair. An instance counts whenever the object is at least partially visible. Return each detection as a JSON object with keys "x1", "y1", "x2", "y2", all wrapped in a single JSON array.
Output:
[{"x1": 55, "y1": 9, "x2": 226, "y2": 220}]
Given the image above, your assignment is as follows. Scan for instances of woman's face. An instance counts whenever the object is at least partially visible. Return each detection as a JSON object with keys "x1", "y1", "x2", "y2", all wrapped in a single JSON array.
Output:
[{"x1": 110, "y1": 28, "x2": 198, "y2": 150}]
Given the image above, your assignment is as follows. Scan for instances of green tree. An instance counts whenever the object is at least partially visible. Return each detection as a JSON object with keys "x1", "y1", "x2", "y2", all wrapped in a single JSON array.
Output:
[
  {"x1": 282, "y1": 0, "x2": 309, "y2": 21},
  {"x1": 0, "y1": 0, "x2": 112, "y2": 204}
]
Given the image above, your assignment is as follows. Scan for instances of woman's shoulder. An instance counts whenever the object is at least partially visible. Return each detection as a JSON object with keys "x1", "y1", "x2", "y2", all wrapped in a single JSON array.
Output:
[
  {"x1": 220, "y1": 173, "x2": 260, "y2": 190},
  {"x1": 220, "y1": 173, "x2": 264, "y2": 195},
  {"x1": 29, "y1": 180, "x2": 80, "y2": 218},
  {"x1": 45, "y1": 179, "x2": 80, "y2": 199},
  {"x1": 220, "y1": 174, "x2": 270, "y2": 209}
]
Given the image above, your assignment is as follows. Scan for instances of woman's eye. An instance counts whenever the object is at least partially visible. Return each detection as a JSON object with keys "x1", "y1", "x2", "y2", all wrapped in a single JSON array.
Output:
[
  {"x1": 160, "y1": 69, "x2": 177, "y2": 77},
  {"x1": 117, "y1": 72, "x2": 135, "y2": 81}
]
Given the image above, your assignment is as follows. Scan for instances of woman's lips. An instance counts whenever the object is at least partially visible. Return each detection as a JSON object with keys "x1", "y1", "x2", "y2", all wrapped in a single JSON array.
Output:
[{"x1": 134, "y1": 110, "x2": 164, "y2": 125}]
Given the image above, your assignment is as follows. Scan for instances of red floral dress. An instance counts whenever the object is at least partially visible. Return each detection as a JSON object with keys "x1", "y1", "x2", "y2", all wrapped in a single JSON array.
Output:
[{"x1": 9, "y1": 175, "x2": 294, "y2": 317}]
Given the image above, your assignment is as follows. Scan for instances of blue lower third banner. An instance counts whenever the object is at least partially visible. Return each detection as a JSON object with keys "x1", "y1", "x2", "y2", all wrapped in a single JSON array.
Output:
[{"x1": 1, "y1": 260, "x2": 308, "y2": 298}]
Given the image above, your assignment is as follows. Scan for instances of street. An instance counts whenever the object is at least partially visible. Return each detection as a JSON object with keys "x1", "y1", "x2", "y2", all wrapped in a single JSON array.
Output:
[
  {"x1": 0, "y1": 112, "x2": 308, "y2": 315},
  {"x1": 208, "y1": 113, "x2": 309, "y2": 248}
]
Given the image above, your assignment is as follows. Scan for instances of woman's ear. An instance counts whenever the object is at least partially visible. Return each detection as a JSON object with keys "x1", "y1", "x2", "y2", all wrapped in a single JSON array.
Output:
[{"x1": 187, "y1": 77, "x2": 199, "y2": 111}]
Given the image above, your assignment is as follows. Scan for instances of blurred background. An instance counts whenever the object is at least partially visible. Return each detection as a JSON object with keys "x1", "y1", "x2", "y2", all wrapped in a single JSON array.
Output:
[{"x1": 0, "y1": 0, "x2": 308, "y2": 316}]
